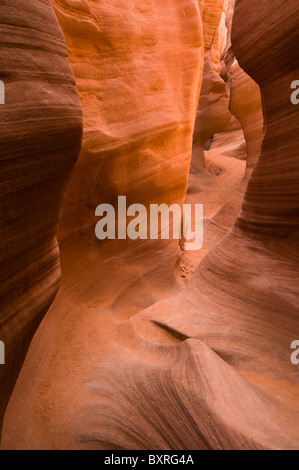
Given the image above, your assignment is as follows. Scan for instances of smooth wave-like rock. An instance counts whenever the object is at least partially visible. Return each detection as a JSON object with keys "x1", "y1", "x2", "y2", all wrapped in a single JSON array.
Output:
[
  {"x1": 203, "y1": 0, "x2": 264, "y2": 247},
  {"x1": 1, "y1": 0, "x2": 299, "y2": 451},
  {"x1": 132, "y1": 0, "x2": 299, "y2": 448},
  {"x1": 46, "y1": 0, "x2": 205, "y2": 314},
  {"x1": 1, "y1": 0, "x2": 206, "y2": 449},
  {"x1": 191, "y1": 0, "x2": 232, "y2": 173},
  {"x1": 0, "y1": 0, "x2": 82, "y2": 433},
  {"x1": 191, "y1": 51, "x2": 231, "y2": 173}
]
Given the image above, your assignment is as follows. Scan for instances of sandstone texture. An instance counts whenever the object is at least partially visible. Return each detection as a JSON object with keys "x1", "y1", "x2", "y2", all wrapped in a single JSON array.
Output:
[
  {"x1": 191, "y1": 0, "x2": 232, "y2": 173},
  {"x1": 202, "y1": 0, "x2": 265, "y2": 248},
  {"x1": 0, "y1": 0, "x2": 82, "y2": 433},
  {"x1": 1, "y1": 0, "x2": 299, "y2": 451},
  {"x1": 47, "y1": 0, "x2": 205, "y2": 314}
]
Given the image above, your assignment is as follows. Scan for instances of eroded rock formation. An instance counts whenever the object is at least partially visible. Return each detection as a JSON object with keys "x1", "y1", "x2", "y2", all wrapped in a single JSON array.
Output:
[
  {"x1": 1, "y1": 0, "x2": 299, "y2": 451},
  {"x1": 203, "y1": 0, "x2": 265, "y2": 247},
  {"x1": 191, "y1": 51, "x2": 231, "y2": 173},
  {"x1": 130, "y1": 0, "x2": 299, "y2": 448},
  {"x1": 47, "y1": 0, "x2": 205, "y2": 314},
  {"x1": 0, "y1": 0, "x2": 82, "y2": 433},
  {"x1": 223, "y1": 0, "x2": 264, "y2": 174},
  {"x1": 191, "y1": 0, "x2": 232, "y2": 173}
]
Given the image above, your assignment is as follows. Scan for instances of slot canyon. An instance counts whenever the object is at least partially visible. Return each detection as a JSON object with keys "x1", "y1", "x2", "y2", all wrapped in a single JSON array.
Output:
[{"x1": 0, "y1": 0, "x2": 298, "y2": 450}]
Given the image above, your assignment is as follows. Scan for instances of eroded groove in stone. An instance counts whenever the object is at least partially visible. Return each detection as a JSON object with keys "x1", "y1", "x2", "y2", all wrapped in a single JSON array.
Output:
[
  {"x1": 0, "y1": 0, "x2": 82, "y2": 433},
  {"x1": 1, "y1": 0, "x2": 298, "y2": 451}
]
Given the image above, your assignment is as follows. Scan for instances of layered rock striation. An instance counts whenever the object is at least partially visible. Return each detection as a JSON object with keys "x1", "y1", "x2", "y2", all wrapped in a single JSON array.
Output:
[
  {"x1": 1, "y1": 0, "x2": 299, "y2": 451},
  {"x1": 0, "y1": 0, "x2": 82, "y2": 433}
]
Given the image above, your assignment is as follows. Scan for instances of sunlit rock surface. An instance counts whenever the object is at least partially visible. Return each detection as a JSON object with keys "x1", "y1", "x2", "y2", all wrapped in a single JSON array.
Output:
[
  {"x1": 48, "y1": 0, "x2": 205, "y2": 313},
  {"x1": 1, "y1": 0, "x2": 299, "y2": 451}
]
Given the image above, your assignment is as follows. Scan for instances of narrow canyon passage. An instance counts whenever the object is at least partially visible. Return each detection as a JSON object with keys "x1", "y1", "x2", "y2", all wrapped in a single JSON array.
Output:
[{"x1": 0, "y1": 0, "x2": 298, "y2": 450}]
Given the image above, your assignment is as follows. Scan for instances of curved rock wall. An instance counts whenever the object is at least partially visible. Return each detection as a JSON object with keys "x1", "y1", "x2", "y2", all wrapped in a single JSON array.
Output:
[
  {"x1": 224, "y1": 0, "x2": 264, "y2": 174},
  {"x1": 45, "y1": 0, "x2": 205, "y2": 313},
  {"x1": 204, "y1": 0, "x2": 264, "y2": 246},
  {"x1": 0, "y1": 0, "x2": 82, "y2": 433},
  {"x1": 191, "y1": 0, "x2": 231, "y2": 173},
  {"x1": 1, "y1": 0, "x2": 299, "y2": 451},
  {"x1": 1, "y1": 0, "x2": 205, "y2": 448},
  {"x1": 135, "y1": 0, "x2": 299, "y2": 448}
]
